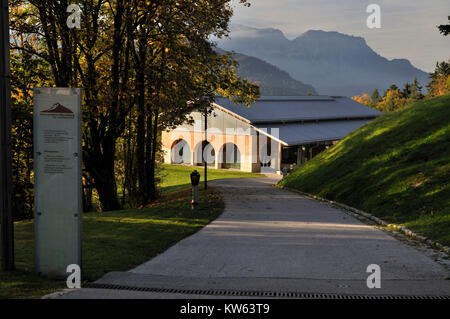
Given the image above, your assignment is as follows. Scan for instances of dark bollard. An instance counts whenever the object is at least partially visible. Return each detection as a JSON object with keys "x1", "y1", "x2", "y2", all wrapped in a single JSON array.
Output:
[{"x1": 190, "y1": 170, "x2": 200, "y2": 207}]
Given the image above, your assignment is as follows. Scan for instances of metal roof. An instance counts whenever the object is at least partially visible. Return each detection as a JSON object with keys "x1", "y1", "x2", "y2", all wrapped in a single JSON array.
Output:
[
  {"x1": 254, "y1": 120, "x2": 372, "y2": 146},
  {"x1": 212, "y1": 96, "x2": 381, "y2": 145},
  {"x1": 214, "y1": 96, "x2": 382, "y2": 124}
]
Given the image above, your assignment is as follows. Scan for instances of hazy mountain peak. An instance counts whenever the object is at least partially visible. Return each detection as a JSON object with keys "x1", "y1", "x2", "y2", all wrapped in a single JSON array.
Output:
[
  {"x1": 218, "y1": 24, "x2": 428, "y2": 96},
  {"x1": 229, "y1": 24, "x2": 289, "y2": 40},
  {"x1": 391, "y1": 58, "x2": 413, "y2": 66},
  {"x1": 297, "y1": 29, "x2": 367, "y2": 45}
]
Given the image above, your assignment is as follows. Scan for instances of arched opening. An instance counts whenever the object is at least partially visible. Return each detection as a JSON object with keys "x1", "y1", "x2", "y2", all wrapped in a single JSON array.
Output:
[
  {"x1": 195, "y1": 141, "x2": 216, "y2": 167},
  {"x1": 220, "y1": 143, "x2": 241, "y2": 170},
  {"x1": 171, "y1": 139, "x2": 190, "y2": 164}
]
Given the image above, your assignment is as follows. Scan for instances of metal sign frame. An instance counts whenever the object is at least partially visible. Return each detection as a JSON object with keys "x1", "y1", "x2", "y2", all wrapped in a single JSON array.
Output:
[{"x1": 33, "y1": 87, "x2": 82, "y2": 278}]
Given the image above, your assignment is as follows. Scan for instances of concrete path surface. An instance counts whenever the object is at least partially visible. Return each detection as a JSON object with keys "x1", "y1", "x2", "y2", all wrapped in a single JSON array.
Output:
[{"x1": 57, "y1": 177, "x2": 450, "y2": 299}]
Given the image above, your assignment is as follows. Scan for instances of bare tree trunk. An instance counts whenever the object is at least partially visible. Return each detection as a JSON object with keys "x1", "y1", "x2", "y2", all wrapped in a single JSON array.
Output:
[
  {"x1": 136, "y1": 38, "x2": 148, "y2": 205},
  {"x1": 148, "y1": 109, "x2": 159, "y2": 201},
  {"x1": 85, "y1": 135, "x2": 121, "y2": 211}
]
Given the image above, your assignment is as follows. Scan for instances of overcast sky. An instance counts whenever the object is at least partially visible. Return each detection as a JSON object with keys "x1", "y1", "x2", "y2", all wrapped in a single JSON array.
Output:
[{"x1": 230, "y1": 0, "x2": 450, "y2": 72}]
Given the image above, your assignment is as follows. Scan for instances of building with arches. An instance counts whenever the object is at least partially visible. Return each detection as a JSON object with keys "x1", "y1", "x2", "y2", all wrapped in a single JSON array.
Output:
[{"x1": 162, "y1": 96, "x2": 382, "y2": 174}]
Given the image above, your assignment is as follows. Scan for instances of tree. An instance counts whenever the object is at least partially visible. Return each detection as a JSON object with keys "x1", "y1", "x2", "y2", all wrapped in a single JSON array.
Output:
[
  {"x1": 438, "y1": 16, "x2": 450, "y2": 36},
  {"x1": 427, "y1": 60, "x2": 450, "y2": 98},
  {"x1": 400, "y1": 82, "x2": 411, "y2": 99},
  {"x1": 370, "y1": 88, "x2": 381, "y2": 106},
  {"x1": 10, "y1": 0, "x2": 258, "y2": 211},
  {"x1": 409, "y1": 77, "x2": 424, "y2": 102},
  {"x1": 351, "y1": 93, "x2": 371, "y2": 106},
  {"x1": 9, "y1": 33, "x2": 52, "y2": 219},
  {"x1": 376, "y1": 89, "x2": 408, "y2": 112},
  {"x1": 10, "y1": 0, "x2": 128, "y2": 210},
  {"x1": 124, "y1": 1, "x2": 258, "y2": 205}
]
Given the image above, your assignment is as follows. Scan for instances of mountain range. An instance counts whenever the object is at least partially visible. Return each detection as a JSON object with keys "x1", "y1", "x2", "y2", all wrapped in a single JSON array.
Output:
[
  {"x1": 216, "y1": 48, "x2": 317, "y2": 96},
  {"x1": 216, "y1": 25, "x2": 430, "y2": 97}
]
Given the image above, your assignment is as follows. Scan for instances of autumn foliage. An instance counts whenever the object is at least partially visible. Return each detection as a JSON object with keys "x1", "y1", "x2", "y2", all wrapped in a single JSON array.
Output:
[
  {"x1": 352, "y1": 62, "x2": 450, "y2": 113},
  {"x1": 9, "y1": 0, "x2": 259, "y2": 217}
]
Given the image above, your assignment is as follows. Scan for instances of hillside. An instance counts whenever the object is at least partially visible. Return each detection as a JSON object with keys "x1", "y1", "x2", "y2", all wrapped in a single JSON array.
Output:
[
  {"x1": 217, "y1": 25, "x2": 430, "y2": 96},
  {"x1": 279, "y1": 95, "x2": 450, "y2": 246},
  {"x1": 215, "y1": 48, "x2": 317, "y2": 96}
]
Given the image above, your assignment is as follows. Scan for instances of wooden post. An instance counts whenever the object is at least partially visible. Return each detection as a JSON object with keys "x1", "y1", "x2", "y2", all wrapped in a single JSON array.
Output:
[{"x1": 0, "y1": 0, "x2": 14, "y2": 271}]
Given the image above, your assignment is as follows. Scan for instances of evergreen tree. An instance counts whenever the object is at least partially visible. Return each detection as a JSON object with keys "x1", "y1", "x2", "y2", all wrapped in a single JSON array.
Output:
[
  {"x1": 389, "y1": 84, "x2": 399, "y2": 91},
  {"x1": 401, "y1": 82, "x2": 412, "y2": 99},
  {"x1": 370, "y1": 88, "x2": 381, "y2": 106},
  {"x1": 409, "y1": 77, "x2": 424, "y2": 101},
  {"x1": 429, "y1": 61, "x2": 450, "y2": 81},
  {"x1": 383, "y1": 84, "x2": 398, "y2": 98},
  {"x1": 438, "y1": 16, "x2": 450, "y2": 36},
  {"x1": 427, "y1": 60, "x2": 450, "y2": 97}
]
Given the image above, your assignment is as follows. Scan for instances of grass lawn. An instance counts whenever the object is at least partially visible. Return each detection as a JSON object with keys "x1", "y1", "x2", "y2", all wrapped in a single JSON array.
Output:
[
  {"x1": 0, "y1": 187, "x2": 223, "y2": 299},
  {"x1": 279, "y1": 95, "x2": 450, "y2": 246},
  {"x1": 159, "y1": 164, "x2": 262, "y2": 193},
  {"x1": 0, "y1": 165, "x2": 261, "y2": 299}
]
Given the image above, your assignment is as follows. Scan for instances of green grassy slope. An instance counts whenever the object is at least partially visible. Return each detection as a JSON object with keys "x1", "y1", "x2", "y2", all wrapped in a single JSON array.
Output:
[{"x1": 279, "y1": 95, "x2": 450, "y2": 246}]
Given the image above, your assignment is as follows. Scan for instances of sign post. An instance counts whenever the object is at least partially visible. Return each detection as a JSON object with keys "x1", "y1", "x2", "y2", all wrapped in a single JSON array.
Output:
[
  {"x1": 1, "y1": 0, "x2": 14, "y2": 271},
  {"x1": 34, "y1": 88, "x2": 82, "y2": 278}
]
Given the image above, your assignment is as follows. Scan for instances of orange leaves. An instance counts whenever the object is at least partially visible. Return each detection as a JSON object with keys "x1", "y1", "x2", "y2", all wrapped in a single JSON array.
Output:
[
  {"x1": 351, "y1": 93, "x2": 371, "y2": 106},
  {"x1": 353, "y1": 90, "x2": 410, "y2": 113},
  {"x1": 428, "y1": 75, "x2": 450, "y2": 97},
  {"x1": 376, "y1": 89, "x2": 410, "y2": 112}
]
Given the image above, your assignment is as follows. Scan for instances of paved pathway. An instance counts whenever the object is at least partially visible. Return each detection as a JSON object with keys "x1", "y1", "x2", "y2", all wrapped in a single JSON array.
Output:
[{"x1": 57, "y1": 177, "x2": 450, "y2": 299}]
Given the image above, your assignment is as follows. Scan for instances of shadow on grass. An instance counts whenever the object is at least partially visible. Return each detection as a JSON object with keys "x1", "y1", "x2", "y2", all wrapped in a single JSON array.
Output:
[
  {"x1": 0, "y1": 187, "x2": 224, "y2": 298},
  {"x1": 280, "y1": 95, "x2": 450, "y2": 246}
]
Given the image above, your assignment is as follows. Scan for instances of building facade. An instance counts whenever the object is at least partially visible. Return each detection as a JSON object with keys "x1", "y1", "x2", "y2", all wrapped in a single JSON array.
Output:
[{"x1": 162, "y1": 96, "x2": 382, "y2": 174}]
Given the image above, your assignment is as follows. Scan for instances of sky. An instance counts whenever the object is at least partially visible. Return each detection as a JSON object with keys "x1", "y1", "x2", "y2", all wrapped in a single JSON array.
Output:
[{"x1": 229, "y1": 0, "x2": 450, "y2": 72}]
